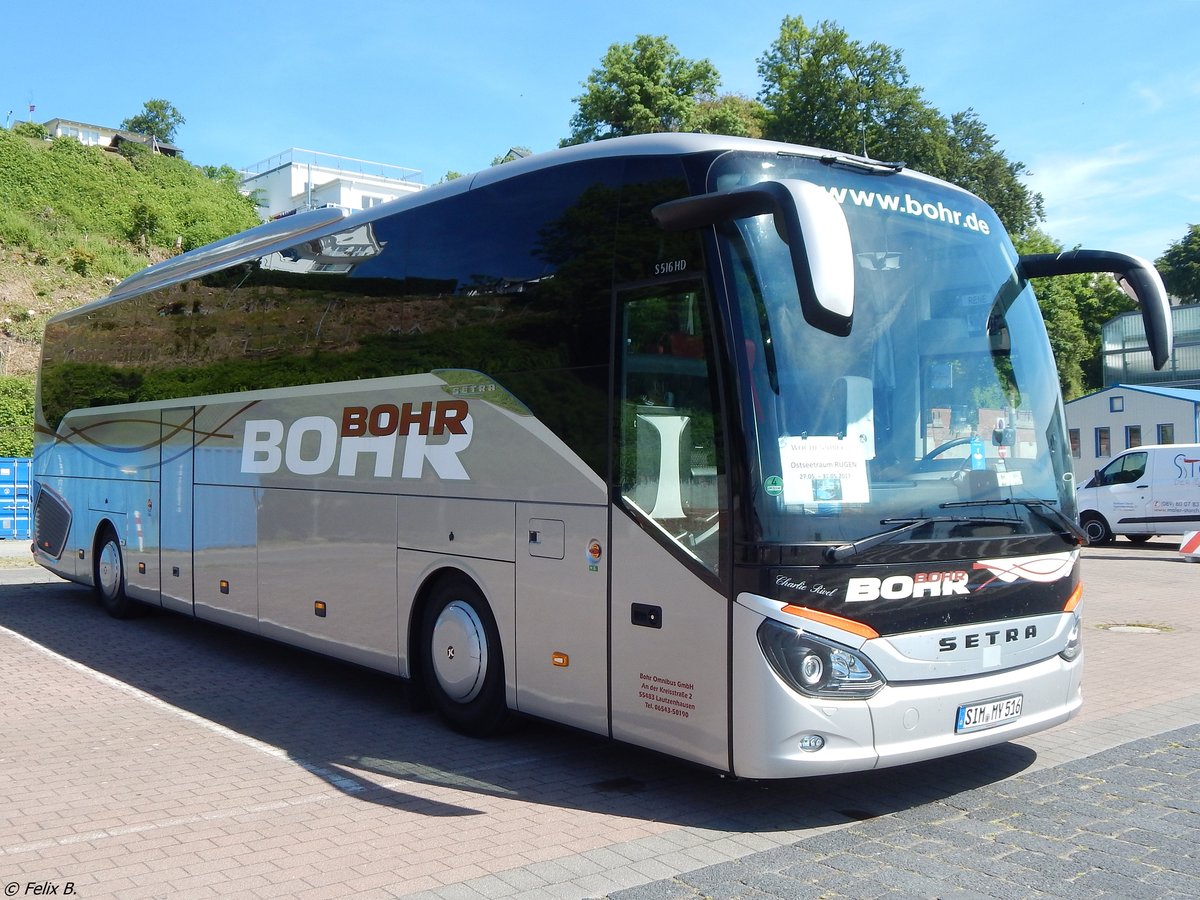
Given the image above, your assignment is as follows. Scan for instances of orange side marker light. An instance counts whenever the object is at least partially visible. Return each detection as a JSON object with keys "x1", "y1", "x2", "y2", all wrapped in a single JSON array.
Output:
[{"x1": 781, "y1": 604, "x2": 879, "y2": 640}]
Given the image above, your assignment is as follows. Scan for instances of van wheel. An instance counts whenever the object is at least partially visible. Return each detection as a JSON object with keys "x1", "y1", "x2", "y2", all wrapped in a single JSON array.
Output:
[
  {"x1": 1080, "y1": 513, "x2": 1112, "y2": 545},
  {"x1": 94, "y1": 526, "x2": 139, "y2": 618},
  {"x1": 1126, "y1": 534, "x2": 1152, "y2": 544},
  {"x1": 421, "y1": 576, "x2": 510, "y2": 737}
]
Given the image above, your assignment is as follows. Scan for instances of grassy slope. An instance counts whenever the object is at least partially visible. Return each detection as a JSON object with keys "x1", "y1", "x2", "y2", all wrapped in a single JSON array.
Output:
[
  {"x1": 0, "y1": 128, "x2": 260, "y2": 379},
  {"x1": 0, "y1": 128, "x2": 259, "y2": 454}
]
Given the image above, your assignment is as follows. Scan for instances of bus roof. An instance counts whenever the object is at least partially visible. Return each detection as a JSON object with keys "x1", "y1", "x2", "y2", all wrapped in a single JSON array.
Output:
[{"x1": 68, "y1": 133, "x2": 950, "y2": 323}]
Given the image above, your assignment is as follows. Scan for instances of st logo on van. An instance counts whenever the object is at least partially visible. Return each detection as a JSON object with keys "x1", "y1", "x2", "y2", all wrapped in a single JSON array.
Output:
[
  {"x1": 1174, "y1": 454, "x2": 1200, "y2": 480},
  {"x1": 240, "y1": 400, "x2": 473, "y2": 480}
]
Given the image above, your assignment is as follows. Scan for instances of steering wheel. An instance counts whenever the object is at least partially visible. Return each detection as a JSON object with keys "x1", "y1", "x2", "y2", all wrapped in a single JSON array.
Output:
[
  {"x1": 920, "y1": 436, "x2": 975, "y2": 463},
  {"x1": 917, "y1": 436, "x2": 978, "y2": 481}
]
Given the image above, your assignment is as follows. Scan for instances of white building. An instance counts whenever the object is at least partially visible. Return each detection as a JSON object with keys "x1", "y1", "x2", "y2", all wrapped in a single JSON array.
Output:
[
  {"x1": 240, "y1": 148, "x2": 423, "y2": 220},
  {"x1": 1065, "y1": 384, "x2": 1200, "y2": 481},
  {"x1": 1102, "y1": 304, "x2": 1200, "y2": 389},
  {"x1": 41, "y1": 117, "x2": 183, "y2": 156}
]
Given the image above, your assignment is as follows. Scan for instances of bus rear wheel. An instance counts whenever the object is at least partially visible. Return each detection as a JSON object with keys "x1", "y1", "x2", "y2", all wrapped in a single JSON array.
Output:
[
  {"x1": 421, "y1": 576, "x2": 510, "y2": 737},
  {"x1": 94, "y1": 526, "x2": 138, "y2": 619}
]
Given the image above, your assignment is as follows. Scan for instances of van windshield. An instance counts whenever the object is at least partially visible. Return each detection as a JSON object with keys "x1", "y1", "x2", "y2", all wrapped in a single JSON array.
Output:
[
  {"x1": 1091, "y1": 452, "x2": 1148, "y2": 487},
  {"x1": 709, "y1": 151, "x2": 1077, "y2": 552}
]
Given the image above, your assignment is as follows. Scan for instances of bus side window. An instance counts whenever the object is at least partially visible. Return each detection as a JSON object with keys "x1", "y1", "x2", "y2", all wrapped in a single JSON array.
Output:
[{"x1": 617, "y1": 286, "x2": 723, "y2": 574}]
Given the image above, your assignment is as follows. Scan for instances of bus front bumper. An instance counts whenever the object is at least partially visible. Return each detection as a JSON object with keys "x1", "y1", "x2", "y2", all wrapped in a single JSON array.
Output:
[{"x1": 732, "y1": 630, "x2": 1082, "y2": 779}]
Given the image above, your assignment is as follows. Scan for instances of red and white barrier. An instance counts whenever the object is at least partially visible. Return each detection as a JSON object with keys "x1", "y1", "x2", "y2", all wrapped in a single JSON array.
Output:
[{"x1": 1180, "y1": 531, "x2": 1200, "y2": 562}]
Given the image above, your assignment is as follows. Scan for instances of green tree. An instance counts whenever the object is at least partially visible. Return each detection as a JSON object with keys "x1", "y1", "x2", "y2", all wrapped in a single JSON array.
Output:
[
  {"x1": 562, "y1": 35, "x2": 720, "y2": 145},
  {"x1": 1157, "y1": 224, "x2": 1200, "y2": 302},
  {"x1": 200, "y1": 164, "x2": 243, "y2": 190},
  {"x1": 757, "y1": 17, "x2": 1041, "y2": 235},
  {"x1": 128, "y1": 197, "x2": 162, "y2": 245},
  {"x1": 121, "y1": 99, "x2": 186, "y2": 144},
  {"x1": 1076, "y1": 272, "x2": 1135, "y2": 389},
  {"x1": 943, "y1": 110, "x2": 1044, "y2": 235},
  {"x1": 689, "y1": 94, "x2": 766, "y2": 138},
  {"x1": 1017, "y1": 230, "x2": 1134, "y2": 397},
  {"x1": 757, "y1": 16, "x2": 941, "y2": 165},
  {"x1": 0, "y1": 376, "x2": 34, "y2": 457}
]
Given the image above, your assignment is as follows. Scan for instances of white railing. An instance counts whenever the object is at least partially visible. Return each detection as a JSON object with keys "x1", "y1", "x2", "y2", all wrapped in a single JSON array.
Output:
[{"x1": 240, "y1": 148, "x2": 422, "y2": 185}]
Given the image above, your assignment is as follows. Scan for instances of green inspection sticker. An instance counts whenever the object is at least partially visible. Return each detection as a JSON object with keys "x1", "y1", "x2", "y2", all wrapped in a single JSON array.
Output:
[{"x1": 764, "y1": 475, "x2": 784, "y2": 496}]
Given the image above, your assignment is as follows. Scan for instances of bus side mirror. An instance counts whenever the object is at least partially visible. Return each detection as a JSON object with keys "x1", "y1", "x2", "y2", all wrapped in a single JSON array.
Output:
[
  {"x1": 1019, "y1": 250, "x2": 1173, "y2": 370},
  {"x1": 653, "y1": 180, "x2": 855, "y2": 337}
]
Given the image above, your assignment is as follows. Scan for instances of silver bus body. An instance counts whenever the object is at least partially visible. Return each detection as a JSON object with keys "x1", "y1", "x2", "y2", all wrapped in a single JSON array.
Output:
[{"x1": 35, "y1": 133, "x2": 1163, "y2": 777}]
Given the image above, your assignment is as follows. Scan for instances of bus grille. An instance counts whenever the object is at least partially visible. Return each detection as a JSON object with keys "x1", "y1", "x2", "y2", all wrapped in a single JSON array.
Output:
[{"x1": 34, "y1": 486, "x2": 72, "y2": 559}]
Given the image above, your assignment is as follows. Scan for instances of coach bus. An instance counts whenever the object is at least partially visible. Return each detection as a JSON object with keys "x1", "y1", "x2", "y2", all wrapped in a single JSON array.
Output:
[{"x1": 32, "y1": 134, "x2": 1172, "y2": 778}]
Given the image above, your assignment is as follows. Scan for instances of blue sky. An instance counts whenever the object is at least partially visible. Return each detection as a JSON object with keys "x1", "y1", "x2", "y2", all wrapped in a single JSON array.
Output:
[{"x1": 4, "y1": 1, "x2": 1197, "y2": 261}]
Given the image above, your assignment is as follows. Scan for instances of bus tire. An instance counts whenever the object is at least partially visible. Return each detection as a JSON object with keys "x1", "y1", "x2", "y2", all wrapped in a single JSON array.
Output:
[
  {"x1": 1080, "y1": 512, "x2": 1112, "y2": 545},
  {"x1": 421, "y1": 575, "x2": 510, "y2": 737},
  {"x1": 93, "y1": 525, "x2": 139, "y2": 619}
]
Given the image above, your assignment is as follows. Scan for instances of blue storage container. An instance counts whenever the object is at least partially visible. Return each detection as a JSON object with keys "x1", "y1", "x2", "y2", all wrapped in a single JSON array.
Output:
[{"x1": 0, "y1": 458, "x2": 32, "y2": 540}]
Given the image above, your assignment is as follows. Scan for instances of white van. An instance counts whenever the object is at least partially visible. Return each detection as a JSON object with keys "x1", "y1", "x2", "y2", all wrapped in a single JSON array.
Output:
[{"x1": 1076, "y1": 443, "x2": 1200, "y2": 543}]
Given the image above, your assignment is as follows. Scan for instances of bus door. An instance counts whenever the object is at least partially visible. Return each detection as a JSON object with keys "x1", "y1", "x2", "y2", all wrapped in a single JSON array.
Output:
[
  {"x1": 159, "y1": 407, "x2": 194, "y2": 614},
  {"x1": 607, "y1": 283, "x2": 732, "y2": 772},
  {"x1": 514, "y1": 501, "x2": 609, "y2": 735}
]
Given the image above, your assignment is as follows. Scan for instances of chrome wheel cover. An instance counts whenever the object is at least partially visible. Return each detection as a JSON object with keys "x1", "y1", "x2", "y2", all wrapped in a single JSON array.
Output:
[
  {"x1": 97, "y1": 540, "x2": 122, "y2": 600},
  {"x1": 430, "y1": 600, "x2": 488, "y2": 703}
]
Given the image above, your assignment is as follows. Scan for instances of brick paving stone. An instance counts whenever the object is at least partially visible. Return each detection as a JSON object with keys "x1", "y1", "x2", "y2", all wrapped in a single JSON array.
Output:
[
  {"x1": 4, "y1": 542, "x2": 1200, "y2": 899},
  {"x1": 614, "y1": 722, "x2": 1200, "y2": 898},
  {"x1": 607, "y1": 881, "x2": 696, "y2": 900},
  {"x1": 1142, "y1": 870, "x2": 1200, "y2": 895}
]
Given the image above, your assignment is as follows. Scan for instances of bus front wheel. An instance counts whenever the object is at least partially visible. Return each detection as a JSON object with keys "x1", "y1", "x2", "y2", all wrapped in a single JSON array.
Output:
[
  {"x1": 94, "y1": 526, "x2": 138, "y2": 619},
  {"x1": 421, "y1": 576, "x2": 510, "y2": 737}
]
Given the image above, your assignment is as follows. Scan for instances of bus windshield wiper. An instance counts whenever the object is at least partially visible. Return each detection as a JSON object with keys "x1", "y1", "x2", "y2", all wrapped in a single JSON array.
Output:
[
  {"x1": 941, "y1": 498, "x2": 1087, "y2": 544},
  {"x1": 825, "y1": 514, "x2": 1023, "y2": 563},
  {"x1": 819, "y1": 154, "x2": 906, "y2": 174}
]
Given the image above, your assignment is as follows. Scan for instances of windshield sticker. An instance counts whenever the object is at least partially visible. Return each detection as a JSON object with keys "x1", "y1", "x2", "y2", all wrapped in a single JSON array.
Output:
[
  {"x1": 823, "y1": 186, "x2": 993, "y2": 236},
  {"x1": 778, "y1": 435, "x2": 868, "y2": 505},
  {"x1": 972, "y1": 551, "x2": 1078, "y2": 587}
]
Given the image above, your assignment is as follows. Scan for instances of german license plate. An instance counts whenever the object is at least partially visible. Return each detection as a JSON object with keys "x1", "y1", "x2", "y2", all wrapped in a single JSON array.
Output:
[{"x1": 955, "y1": 694, "x2": 1022, "y2": 734}]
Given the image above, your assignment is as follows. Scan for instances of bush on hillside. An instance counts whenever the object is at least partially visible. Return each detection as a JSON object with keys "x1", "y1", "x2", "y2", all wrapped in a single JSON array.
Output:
[
  {"x1": 0, "y1": 128, "x2": 259, "y2": 257},
  {"x1": 0, "y1": 376, "x2": 34, "y2": 457},
  {"x1": 12, "y1": 121, "x2": 48, "y2": 140}
]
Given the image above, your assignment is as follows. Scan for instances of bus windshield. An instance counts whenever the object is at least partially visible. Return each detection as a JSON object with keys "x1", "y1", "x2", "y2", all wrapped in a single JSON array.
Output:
[{"x1": 710, "y1": 151, "x2": 1075, "y2": 551}]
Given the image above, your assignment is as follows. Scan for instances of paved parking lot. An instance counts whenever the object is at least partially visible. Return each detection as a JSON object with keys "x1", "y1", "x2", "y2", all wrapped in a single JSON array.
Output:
[{"x1": 1, "y1": 537, "x2": 1198, "y2": 899}]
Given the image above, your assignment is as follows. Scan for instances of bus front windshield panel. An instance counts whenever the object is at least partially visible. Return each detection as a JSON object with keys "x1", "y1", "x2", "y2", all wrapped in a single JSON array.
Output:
[{"x1": 710, "y1": 152, "x2": 1076, "y2": 550}]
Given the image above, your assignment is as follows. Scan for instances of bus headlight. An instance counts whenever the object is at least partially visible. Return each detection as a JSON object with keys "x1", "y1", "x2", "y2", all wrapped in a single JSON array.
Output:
[
  {"x1": 757, "y1": 618, "x2": 884, "y2": 699},
  {"x1": 1059, "y1": 612, "x2": 1082, "y2": 662}
]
